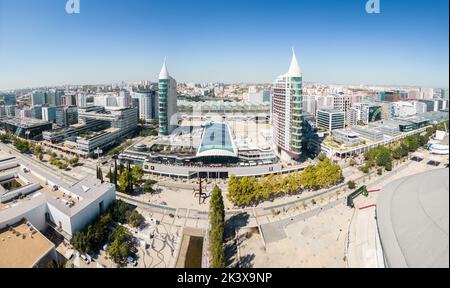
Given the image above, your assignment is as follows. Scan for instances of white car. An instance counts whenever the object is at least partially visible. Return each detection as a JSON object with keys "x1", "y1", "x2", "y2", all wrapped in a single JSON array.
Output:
[
  {"x1": 127, "y1": 257, "x2": 137, "y2": 267},
  {"x1": 80, "y1": 254, "x2": 91, "y2": 264}
]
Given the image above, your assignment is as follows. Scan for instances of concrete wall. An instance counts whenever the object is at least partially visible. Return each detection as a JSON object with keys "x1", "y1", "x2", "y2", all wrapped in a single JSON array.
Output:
[
  {"x1": 70, "y1": 187, "x2": 116, "y2": 234},
  {"x1": 1, "y1": 183, "x2": 41, "y2": 203},
  {"x1": 0, "y1": 172, "x2": 16, "y2": 182},
  {"x1": 143, "y1": 162, "x2": 283, "y2": 178},
  {"x1": 0, "y1": 160, "x2": 19, "y2": 171},
  {"x1": 0, "y1": 195, "x2": 47, "y2": 231},
  {"x1": 46, "y1": 200, "x2": 73, "y2": 235}
]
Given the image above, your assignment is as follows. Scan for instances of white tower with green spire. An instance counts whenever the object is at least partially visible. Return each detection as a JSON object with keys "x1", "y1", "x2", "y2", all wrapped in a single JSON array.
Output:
[
  {"x1": 158, "y1": 58, "x2": 178, "y2": 136},
  {"x1": 272, "y1": 48, "x2": 303, "y2": 161}
]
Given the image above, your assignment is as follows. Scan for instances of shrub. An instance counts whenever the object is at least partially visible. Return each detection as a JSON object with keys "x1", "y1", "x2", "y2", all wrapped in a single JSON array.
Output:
[
  {"x1": 347, "y1": 181, "x2": 356, "y2": 189},
  {"x1": 377, "y1": 168, "x2": 383, "y2": 176}
]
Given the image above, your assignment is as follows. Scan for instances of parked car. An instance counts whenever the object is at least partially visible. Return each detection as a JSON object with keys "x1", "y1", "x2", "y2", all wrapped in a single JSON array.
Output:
[
  {"x1": 80, "y1": 254, "x2": 91, "y2": 264},
  {"x1": 127, "y1": 257, "x2": 137, "y2": 267}
]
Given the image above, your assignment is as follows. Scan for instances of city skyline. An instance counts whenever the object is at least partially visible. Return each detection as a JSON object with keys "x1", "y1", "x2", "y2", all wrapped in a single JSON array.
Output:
[{"x1": 0, "y1": 0, "x2": 449, "y2": 90}]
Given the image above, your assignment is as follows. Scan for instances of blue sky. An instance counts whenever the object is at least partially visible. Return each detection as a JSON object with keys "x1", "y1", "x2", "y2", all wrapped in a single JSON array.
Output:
[{"x1": 0, "y1": 0, "x2": 448, "y2": 90}]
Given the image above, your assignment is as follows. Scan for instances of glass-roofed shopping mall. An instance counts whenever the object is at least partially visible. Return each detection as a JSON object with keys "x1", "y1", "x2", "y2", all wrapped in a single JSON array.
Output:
[
  {"x1": 197, "y1": 122, "x2": 237, "y2": 157},
  {"x1": 119, "y1": 119, "x2": 280, "y2": 179}
]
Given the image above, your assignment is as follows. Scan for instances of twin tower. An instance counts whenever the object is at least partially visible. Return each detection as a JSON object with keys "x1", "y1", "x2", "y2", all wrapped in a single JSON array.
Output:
[
  {"x1": 158, "y1": 58, "x2": 178, "y2": 136},
  {"x1": 157, "y1": 49, "x2": 303, "y2": 162}
]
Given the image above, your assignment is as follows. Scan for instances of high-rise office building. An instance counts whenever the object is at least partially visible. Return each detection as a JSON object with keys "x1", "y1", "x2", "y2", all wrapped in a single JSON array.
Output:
[
  {"x1": 55, "y1": 89, "x2": 65, "y2": 106},
  {"x1": 0, "y1": 105, "x2": 16, "y2": 118},
  {"x1": 353, "y1": 103, "x2": 382, "y2": 124},
  {"x1": 272, "y1": 49, "x2": 303, "y2": 160},
  {"x1": 31, "y1": 91, "x2": 45, "y2": 106},
  {"x1": 158, "y1": 58, "x2": 178, "y2": 136},
  {"x1": 248, "y1": 90, "x2": 271, "y2": 103},
  {"x1": 443, "y1": 89, "x2": 449, "y2": 100},
  {"x1": 131, "y1": 90, "x2": 159, "y2": 121},
  {"x1": 316, "y1": 109, "x2": 345, "y2": 131},
  {"x1": 55, "y1": 106, "x2": 78, "y2": 127},
  {"x1": 61, "y1": 94, "x2": 76, "y2": 106},
  {"x1": 0, "y1": 94, "x2": 17, "y2": 106},
  {"x1": 45, "y1": 89, "x2": 65, "y2": 106},
  {"x1": 31, "y1": 105, "x2": 43, "y2": 120},
  {"x1": 93, "y1": 91, "x2": 131, "y2": 109},
  {"x1": 333, "y1": 94, "x2": 353, "y2": 126},
  {"x1": 42, "y1": 106, "x2": 57, "y2": 123},
  {"x1": 77, "y1": 93, "x2": 87, "y2": 108}
]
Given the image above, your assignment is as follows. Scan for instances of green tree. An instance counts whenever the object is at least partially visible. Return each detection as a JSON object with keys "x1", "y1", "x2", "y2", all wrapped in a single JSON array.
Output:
[
  {"x1": 227, "y1": 175, "x2": 242, "y2": 205},
  {"x1": 392, "y1": 146, "x2": 404, "y2": 160},
  {"x1": 361, "y1": 164, "x2": 370, "y2": 174},
  {"x1": 118, "y1": 170, "x2": 132, "y2": 194},
  {"x1": 58, "y1": 162, "x2": 69, "y2": 170},
  {"x1": 113, "y1": 160, "x2": 118, "y2": 187},
  {"x1": 107, "y1": 168, "x2": 115, "y2": 184},
  {"x1": 377, "y1": 168, "x2": 383, "y2": 175},
  {"x1": 299, "y1": 166, "x2": 317, "y2": 190},
  {"x1": 110, "y1": 200, "x2": 129, "y2": 223},
  {"x1": 131, "y1": 165, "x2": 144, "y2": 185},
  {"x1": 347, "y1": 181, "x2": 356, "y2": 189},
  {"x1": 33, "y1": 145, "x2": 43, "y2": 155},
  {"x1": 107, "y1": 226, "x2": 132, "y2": 266},
  {"x1": 127, "y1": 210, "x2": 144, "y2": 228},
  {"x1": 376, "y1": 147, "x2": 392, "y2": 170},
  {"x1": 0, "y1": 133, "x2": 10, "y2": 143},
  {"x1": 69, "y1": 157, "x2": 79, "y2": 166},
  {"x1": 143, "y1": 179, "x2": 156, "y2": 193},
  {"x1": 364, "y1": 149, "x2": 378, "y2": 162},
  {"x1": 385, "y1": 160, "x2": 393, "y2": 171},
  {"x1": 209, "y1": 185, "x2": 225, "y2": 268},
  {"x1": 71, "y1": 231, "x2": 92, "y2": 254},
  {"x1": 14, "y1": 139, "x2": 31, "y2": 153},
  {"x1": 318, "y1": 152, "x2": 327, "y2": 162}
]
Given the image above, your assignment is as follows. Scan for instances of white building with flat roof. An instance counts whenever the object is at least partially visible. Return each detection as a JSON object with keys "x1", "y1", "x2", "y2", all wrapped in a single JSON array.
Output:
[{"x1": 0, "y1": 156, "x2": 116, "y2": 239}]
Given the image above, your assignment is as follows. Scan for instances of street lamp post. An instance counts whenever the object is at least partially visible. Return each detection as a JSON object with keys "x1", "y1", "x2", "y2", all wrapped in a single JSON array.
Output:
[{"x1": 94, "y1": 147, "x2": 103, "y2": 165}]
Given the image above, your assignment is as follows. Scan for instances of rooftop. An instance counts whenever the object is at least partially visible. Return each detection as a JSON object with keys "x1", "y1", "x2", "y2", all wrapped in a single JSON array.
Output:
[
  {"x1": 318, "y1": 109, "x2": 345, "y2": 114},
  {"x1": 0, "y1": 220, "x2": 54, "y2": 268},
  {"x1": 0, "y1": 117, "x2": 51, "y2": 128},
  {"x1": 377, "y1": 168, "x2": 449, "y2": 268},
  {"x1": 0, "y1": 154, "x2": 114, "y2": 216},
  {"x1": 197, "y1": 122, "x2": 237, "y2": 158},
  {"x1": 332, "y1": 128, "x2": 360, "y2": 137}
]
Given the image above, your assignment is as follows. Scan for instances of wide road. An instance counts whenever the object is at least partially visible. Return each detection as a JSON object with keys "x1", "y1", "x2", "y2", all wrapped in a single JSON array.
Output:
[{"x1": 0, "y1": 142, "x2": 79, "y2": 185}]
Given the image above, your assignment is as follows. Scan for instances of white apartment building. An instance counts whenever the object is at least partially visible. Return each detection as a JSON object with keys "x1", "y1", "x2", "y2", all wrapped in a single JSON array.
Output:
[
  {"x1": 131, "y1": 90, "x2": 159, "y2": 121},
  {"x1": 158, "y1": 58, "x2": 178, "y2": 136},
  {"x1": 391, "y1": 101, "x2": 427, "y2": 118},
  {"x1": 94, "y1": 91, "x2": 132, "y2": 109},
  {"x1": 333, "y1": 94, "x2": 353, "y2": 126},
  {"x1": 77, "y1": 93, "x2": 87, "y2": 108},
  {"x1": 303, "y1": 95, "x2": 338, "y2": 118},
  {"x1": 420, "y1": 88, "x2": 434, "y2": 100},
  {"x1": 272, "y1": 49, "x2": 303, "y2": 160}
]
